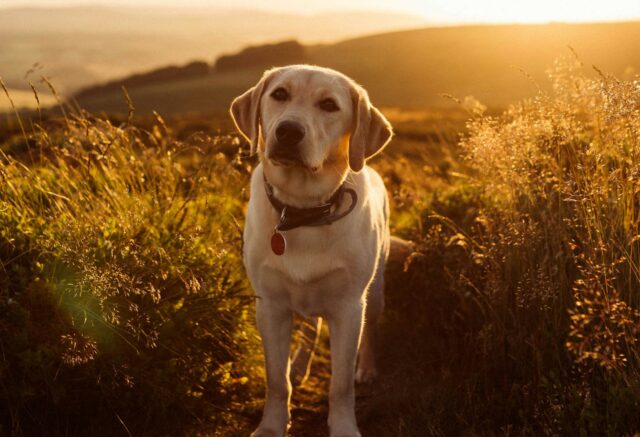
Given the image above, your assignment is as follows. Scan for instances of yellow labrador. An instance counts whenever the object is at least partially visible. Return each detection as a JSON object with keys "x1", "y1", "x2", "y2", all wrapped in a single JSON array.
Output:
[{"x1": 231, "y1": 65, "x2": 393, "y2": 437}]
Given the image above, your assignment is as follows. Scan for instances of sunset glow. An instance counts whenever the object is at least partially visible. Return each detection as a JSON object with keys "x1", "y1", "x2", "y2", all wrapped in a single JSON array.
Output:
[
  {"x1": 3, "y1": 0, "x2": 640, "y2": 24},
  {"x1": 402, "y1": 0, "x2": 640, "y2": 23}
]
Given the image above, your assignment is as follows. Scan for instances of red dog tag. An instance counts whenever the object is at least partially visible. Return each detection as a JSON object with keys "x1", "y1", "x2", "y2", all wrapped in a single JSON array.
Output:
[{"x1": 271, "y1": 232, "x2": 286, "y2": 255}]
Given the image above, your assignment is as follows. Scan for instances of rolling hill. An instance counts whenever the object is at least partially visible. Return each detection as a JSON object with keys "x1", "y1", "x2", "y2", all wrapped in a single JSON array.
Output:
[
  {"x1": 0, "y1": 5, "x2": 424, "y2": 99},
  {"x1": 71, "y1": 21, "x2": 640, "y2": 113}
]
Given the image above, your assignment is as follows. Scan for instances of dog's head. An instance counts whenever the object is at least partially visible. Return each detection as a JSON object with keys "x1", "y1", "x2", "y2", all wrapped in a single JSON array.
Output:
[{"x1": 230, "y1": 65, "x2": 392, "y2": 204}]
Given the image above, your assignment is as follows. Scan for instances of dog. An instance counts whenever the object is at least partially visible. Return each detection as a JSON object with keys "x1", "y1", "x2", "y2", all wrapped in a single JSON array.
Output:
[{"x1": 231, "y1": 65, "x2": 401, "y2": 437}]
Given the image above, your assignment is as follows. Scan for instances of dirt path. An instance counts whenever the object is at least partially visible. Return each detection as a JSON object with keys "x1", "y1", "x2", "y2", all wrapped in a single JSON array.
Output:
[
  {"x1": 286, "y1": 335, "x2": 389, "y2": 437},
  {"x1": 288, "y1": 346, "x2": 331, "y2": 437},
  {"x1": 243, "y1": 312, "x2": 402, "y2": 437}
]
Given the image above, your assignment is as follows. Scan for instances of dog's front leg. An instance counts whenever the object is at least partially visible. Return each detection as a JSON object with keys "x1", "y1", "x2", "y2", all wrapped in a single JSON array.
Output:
[
  {"x1": 327, "y1": 301, "x2": 364, "y2": 437},
  {"x1": 253, "y1": 299, "x2": 293, "y2": 437}
]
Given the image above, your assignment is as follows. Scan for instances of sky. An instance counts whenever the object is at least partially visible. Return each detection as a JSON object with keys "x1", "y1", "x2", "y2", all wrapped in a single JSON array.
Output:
[{"x1": 2, "y1": 0, "x2": 640, "y2": 24}]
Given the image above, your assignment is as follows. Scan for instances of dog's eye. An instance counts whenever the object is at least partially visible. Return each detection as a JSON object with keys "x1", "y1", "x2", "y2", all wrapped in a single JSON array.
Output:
[
  {"x1": 318, "y1": 98, "x2": 339, "y2": 112},
  {"x1": 270, "y1": 87, "x2": 289, "y2": 102}
]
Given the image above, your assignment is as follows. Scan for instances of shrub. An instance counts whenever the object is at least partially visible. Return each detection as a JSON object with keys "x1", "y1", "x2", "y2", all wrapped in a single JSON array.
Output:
[
  {"x1": 0, "y1": 111, "x2": 259, "y2": 435},
  {"x1": 372, "y1": 58, "x2": 640, "y2": 435},
  {"x1": 461, "y1": 57, "x2": 640, "y2": 373}
]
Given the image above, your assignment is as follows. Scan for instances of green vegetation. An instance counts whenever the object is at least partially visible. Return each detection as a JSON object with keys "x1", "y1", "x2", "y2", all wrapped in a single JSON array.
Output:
[
  {"x1": 1, "y1": 58, "x2": 639, "y2": 435},
  {"x1": 0, "y1": 107, "x2": 262, "y2": 435},
  {"x1": 363, "y1": 58, "x2": 640, "y2": 436}
]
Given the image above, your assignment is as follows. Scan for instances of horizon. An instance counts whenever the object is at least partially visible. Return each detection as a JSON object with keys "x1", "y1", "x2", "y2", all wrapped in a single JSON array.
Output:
[
  {"x1": 4, "y1": 0, "x2": 640, "y2": 109},
  {"x1": 2, "y1": 0, "x2": 640, "y2": 24}
]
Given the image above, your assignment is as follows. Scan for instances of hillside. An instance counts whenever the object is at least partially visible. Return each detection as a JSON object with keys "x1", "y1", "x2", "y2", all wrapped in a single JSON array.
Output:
[
  {"x1": 0, "y1": 6, "x2": 424, "y2": 97},
  {"x1": 72, "y1": 21, "x2": 640, "y2": 114}
]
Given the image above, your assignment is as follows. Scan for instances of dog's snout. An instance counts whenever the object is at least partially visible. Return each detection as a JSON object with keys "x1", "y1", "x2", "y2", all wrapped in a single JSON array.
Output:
[{"x1": 275, "y1": 121, "x2": 305, "y2": 147}]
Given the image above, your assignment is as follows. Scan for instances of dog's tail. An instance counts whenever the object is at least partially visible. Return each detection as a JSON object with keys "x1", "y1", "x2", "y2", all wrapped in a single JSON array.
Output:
[{"x1": 388, "y1": 236, "x2": 415, "y2": 264}]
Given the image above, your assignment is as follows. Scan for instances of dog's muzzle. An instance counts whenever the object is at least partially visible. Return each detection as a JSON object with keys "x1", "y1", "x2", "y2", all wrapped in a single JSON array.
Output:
[{"x1": 269, "y1": 121, "x2": 305, "y2": 165}]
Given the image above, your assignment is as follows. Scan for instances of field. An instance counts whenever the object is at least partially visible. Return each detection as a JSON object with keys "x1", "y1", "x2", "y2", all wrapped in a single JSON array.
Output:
[{"x1": 1, "y1": 58, "x2": 640, "y2": 436}]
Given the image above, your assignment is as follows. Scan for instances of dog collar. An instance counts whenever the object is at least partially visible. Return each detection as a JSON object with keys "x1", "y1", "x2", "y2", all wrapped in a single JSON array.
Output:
[{"x1": 263, "y1": 174, "x2": 357, "y2": 255}]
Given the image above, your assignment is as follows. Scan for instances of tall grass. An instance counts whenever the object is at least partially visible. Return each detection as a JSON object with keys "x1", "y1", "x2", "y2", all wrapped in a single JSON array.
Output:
[
  {"x1": 0, "y1": 106, "x2": 260, "y2": 435},
  {"x1": 462, "y1": 56, "x2": 640, "y2": 432},
  {"x1": 369, "y1": 58, "x2": 640, "y2": 435},
  {"x1": 462, "y1": 57, "x2": 640, "y2": 372}
]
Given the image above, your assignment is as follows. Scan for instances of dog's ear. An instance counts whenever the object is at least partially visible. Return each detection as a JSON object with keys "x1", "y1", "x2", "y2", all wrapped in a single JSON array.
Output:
[
  {"x1": 348, "y1": 84, "x2": 393, "y2": 172},
  {"x1": 230, "y1": 69, "x2": 277, "y2": 155}
]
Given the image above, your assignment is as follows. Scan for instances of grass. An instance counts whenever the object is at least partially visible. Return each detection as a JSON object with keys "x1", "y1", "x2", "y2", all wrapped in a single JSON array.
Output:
[
  {"x1": 1, "y1": 57, "x2": 639, "y2": 436},
  {"x1": 362, "y1": 57, "x2": 640, "y2": 436},
  {"x1": 0, "y1": 102, "x2": 262, "y2": 435}
]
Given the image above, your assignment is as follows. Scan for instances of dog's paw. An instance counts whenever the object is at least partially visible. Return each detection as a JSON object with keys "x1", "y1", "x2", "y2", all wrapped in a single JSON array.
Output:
[
  {"x1": 355, "y1": 364, "x2": 378, "y2": 384},
  {"x1": 251, "y1": 427, "x2": 284, "y2": 437},
  {"x1": 329, "y1": 422, "x2": 362, "y2": 437},
  {"x1": 328, "y1": 407, "x2": 361, "y2": 437},
  {"x1": 329, "y1": 423, "x2": 362, "y2": 437}
]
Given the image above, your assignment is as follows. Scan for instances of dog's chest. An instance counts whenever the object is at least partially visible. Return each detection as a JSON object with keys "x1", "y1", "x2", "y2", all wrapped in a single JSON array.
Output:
[
  {"x1": 243, "y1": 165, "x2": 385, "y2": 316},
  {"x1": 253, "y1": 224, "x2": 352, "y2": 278},
  {"x1": 245, "y1": 224, "x2": 365, "y2": 317},
  {"x1": 262, "y1": 262, "x2": 350, "y2": 318}
]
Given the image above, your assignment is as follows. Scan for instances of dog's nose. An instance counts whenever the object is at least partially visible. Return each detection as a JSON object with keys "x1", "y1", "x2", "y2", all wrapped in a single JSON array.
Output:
[{"x1": 275, "y1": 121, "x2": 305, "y2": 147}]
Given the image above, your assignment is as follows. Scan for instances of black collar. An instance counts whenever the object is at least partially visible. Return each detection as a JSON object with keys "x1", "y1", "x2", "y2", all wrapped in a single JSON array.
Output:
[{"x1": 263, "y1": 174, "x2": 357, "y2": 232}]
